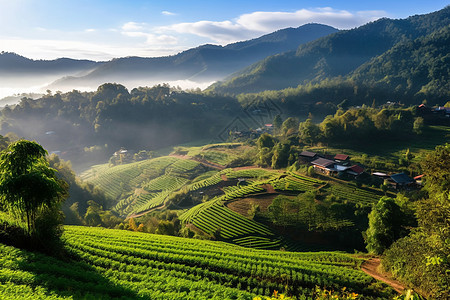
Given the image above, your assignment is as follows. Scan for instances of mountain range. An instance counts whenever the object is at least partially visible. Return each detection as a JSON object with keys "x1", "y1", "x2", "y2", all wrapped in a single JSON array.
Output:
[
  {"x1": 209, "y1": 6, "x2": 450, "y2": 102},
  {"x1": 0, "y1": 24, "x2": 337, "y2": 94}
]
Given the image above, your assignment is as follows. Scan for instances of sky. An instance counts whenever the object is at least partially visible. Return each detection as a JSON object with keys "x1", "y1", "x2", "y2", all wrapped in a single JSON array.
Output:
[{"x1": 0, "y1": 0, "x2": 448, "y2": 61}]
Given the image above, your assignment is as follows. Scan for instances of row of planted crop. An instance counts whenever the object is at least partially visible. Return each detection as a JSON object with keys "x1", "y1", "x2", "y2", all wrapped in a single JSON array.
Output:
[
  {"x1": 329, "y1": 185, "x2": 381, "y2": 204},
  {"x1": 129, "y1": 190, "x2": 171, "y2": 215},
  {"x1": 64, "y1": 227, "x2": 359, "y2": 267},
  {"x1": 223, "y1": 184, "x2": 266, "y2": 200},
  {"x1": 271, "y1": 177, "x2": 316, "y2": 192},
  {"x1": 0, "y1": 242, "x2": 258, "y2": 300},
  {"x1": 186, "y1": 168, "x2": 232, "y2": 192},
  {"x1": 143, "y1": 174, "x2": 189, "y2": 192},
  {"x1": 64, "y1": 241, "x2": 297, "y2": 298},
  {"x1": 186, "y1": 200, "x2": 273, "y2": 239},
  {"x1": 225, "y1": 168, "x2": 279, "y2": 180},
  {"x1": 166, "y1": 159, "x2": 201, "y2": 173},
  {"x1": 62, "y1": 227, "x2": 378, "y2": 297},
  {"x1": 287, "y1": 171, "x2": 324, "y2": 184}
]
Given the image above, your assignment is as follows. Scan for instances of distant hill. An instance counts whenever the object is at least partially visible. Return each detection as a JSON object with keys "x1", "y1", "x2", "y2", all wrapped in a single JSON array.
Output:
[
  {"x1": 210, "y1": 7, "x2": 450, "y2": 102},
  {"x1": 49, "y1": 24, "x2": 338, "y2": 90},
  {"x1": 0, "y1": 52, "x2": 102, "y2": 94},
  {"x1": 0, "y1": 52, "x2": 99, "y2": 75}
]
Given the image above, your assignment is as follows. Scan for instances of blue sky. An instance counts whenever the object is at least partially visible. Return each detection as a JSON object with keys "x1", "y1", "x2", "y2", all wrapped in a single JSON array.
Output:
[{"x1": 0, "y1": 0, "x2": 447, "y2": 60}]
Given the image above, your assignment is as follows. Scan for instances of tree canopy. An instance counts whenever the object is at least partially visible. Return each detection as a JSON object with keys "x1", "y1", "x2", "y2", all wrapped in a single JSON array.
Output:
[{"x1": 0, "y1": 140, "x2": 67, "y2": 236}]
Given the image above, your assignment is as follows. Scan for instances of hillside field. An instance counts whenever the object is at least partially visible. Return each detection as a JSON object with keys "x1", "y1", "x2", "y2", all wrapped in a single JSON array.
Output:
[{"x1": 0, "y1": 226, "x2": 396, "y2": 300}]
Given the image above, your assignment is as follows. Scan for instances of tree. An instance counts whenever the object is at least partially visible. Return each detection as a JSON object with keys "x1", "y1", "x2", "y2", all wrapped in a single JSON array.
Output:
[
  {"x1": 364, "y1": 197, "x2": 407, "y2": 254},
  {"x1": 298, "y1": 118, "x2": 320, "y2": 146},
  {"x1": 0, "y1": 140, "x2": 67, "y2": 236},
  {"x1": 281, "y1": 117, "x2": 299, "y2": 136},
  {"x1": 413, "y1": 117, "x2": 424, "y2": 134},
  {"x1": 273, "y1": 114, "x2": 282, "y2": 134},
  {"x1": 256, "y1": 133, "x2": 275, "y2": 149},
  {"x1": 383, "y1": 144, "x2": 450, "y2": 298}
]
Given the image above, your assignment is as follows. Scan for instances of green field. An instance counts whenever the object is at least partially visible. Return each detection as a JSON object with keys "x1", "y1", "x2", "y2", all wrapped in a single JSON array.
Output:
[
  {"x1": 0, "y1": 226, "x2": 395, "y2": 299},
  {"x1": 80, "y1": 156, "x2": 208, "y2": 217}
]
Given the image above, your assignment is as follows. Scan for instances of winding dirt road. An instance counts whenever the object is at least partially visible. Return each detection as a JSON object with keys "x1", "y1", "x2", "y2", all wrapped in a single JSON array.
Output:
[{"x1": 361, "y1": 258, "x2": 405, "y2": 294}]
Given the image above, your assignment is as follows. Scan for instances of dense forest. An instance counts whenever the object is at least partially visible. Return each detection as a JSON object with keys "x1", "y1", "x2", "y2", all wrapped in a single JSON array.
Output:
[{"x1": 0, "y1": 84, "x2": 240, "y2": 168}]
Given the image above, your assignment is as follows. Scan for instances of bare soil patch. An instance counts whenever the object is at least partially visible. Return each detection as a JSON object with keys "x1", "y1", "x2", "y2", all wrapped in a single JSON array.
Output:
[
  {"x1": 226, "y1": 194, "x2": 278, "y2": 216},
  {"x1": 361, "y1": 258, "x2": 405, "y2": 294}
]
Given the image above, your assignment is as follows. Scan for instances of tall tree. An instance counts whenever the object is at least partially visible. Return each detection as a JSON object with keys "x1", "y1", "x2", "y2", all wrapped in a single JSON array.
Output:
[
  {"x1": 298, "y1": 118, "x2": 320, "y2": 146},
  {"x1": 0, "y1": 140, "x2": 67, "y2": 236},
  {"x1": 364, "y1": 197, "x2": 407, "y2": 254},
  {"x1": 383, "y1": 144, "x2": 450, "y2": 298}
]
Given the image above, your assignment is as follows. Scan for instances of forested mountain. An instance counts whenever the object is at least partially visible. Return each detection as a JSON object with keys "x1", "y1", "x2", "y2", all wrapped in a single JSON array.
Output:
[
  {"x1": 0, "y1": 52, "x2": 101, "y2": 91},
  {"x1": 49, "y1": 24, "x2": 337, "y2": 90},
  {"x1": 0, "y1": 52, "x2": 99, "y2": 74},
  {"x1": 210, "y1": 6, "x2": 450, "y2": 104}
]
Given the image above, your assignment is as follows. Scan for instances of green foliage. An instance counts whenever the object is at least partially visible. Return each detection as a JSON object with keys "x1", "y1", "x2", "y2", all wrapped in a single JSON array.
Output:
[
  {"x1": 364, "y1": 197, "x2": 409, "y2": 254},
  {"x1": 298, "y1": 118, "x2": 320, "y2": 145},
  {"x1": 211, "y1": 8, "x2": 450, "y2": 105},
  {"x1": 1, "y1": 84, "x2": 241, "y2": 167},
  {"x1": 413, "y1": 117, "x2": 425, "y2": 134},
  {"x1": 383, "y1": 144, "x2": 450, "y2": 298},
  {"x1": 0, "y1": 225, "x2": 395, "y2": 299},
  {"x1": 0, "y1": 140, "x2": 67, "y2": 237},
  {"x1": 281, "y1": 117, "x2": 299, "y2": 136}
]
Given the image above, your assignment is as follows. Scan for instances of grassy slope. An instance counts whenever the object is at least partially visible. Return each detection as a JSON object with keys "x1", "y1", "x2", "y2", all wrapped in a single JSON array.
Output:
[{"x1": 0, "y1": 226, "x2": 395, "y2": 299}]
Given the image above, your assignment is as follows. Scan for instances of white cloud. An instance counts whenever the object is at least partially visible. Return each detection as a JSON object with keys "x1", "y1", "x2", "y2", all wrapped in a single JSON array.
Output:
[
  {"x1": 0, "y1": 38, "x2": 182, "y2": 61},
  {"x1": 160, "y1": 7, "x2": 387, "y2": 44},
  {"x1": 161, "y1": 11, "x2": 176, "y2": 16},
  {"x1": 121, "y1": 22, "x2": 178, "y2": 46},
  {"x1": 122, "y1": 22, "x2": 146, "y2": 31}
]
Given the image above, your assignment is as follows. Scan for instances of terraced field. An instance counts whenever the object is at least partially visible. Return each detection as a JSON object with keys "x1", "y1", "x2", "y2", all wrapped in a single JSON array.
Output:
[
  {"x1": 79, "y1": 156, "x2": 213, "y2": 217},
  {"x1": 0, "y1": 226, "x2": 395, "y2": 299},
  {"x1": 327, "y1": 183, "x2": 383, "y2": 205}
]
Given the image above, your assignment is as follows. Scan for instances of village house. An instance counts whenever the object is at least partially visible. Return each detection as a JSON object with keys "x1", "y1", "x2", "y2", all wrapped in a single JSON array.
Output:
[
  {"x1": 388, "y1": 173, "x2": 415, "y2": 189},
  {"x1": 346, "y1": 165, "x2": 365, "y2": 177},
  {"x1": 334, "y1": 154, "x2": 350, "y2": 162},
  {"x1": 299, "y1": 151, "x2": 318, "y2": 163},
  {"x1": 311, "y1": 157, "x2": 337, "y2": 175}
]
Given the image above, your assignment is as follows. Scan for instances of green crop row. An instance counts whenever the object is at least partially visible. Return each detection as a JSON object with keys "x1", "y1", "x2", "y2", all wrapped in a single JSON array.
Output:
[
  {"x1": 143, "y1": 175, "x2": 189, "y2": 192},
  {"x1": 271, "y1": 177, "x2": 316, "y2": 192},
  {"x1": 225, "y1": 168, "x2": 279, "y2": 180},
  {"x1": 26, "y1": 226, "x2": 388, "y2": 299},
  {"x1": 223, "y1": 184, "x2": 266, "y2": 200},
  {"x1": 329, "y1": 184, "x2": 381, "y2": 204}
]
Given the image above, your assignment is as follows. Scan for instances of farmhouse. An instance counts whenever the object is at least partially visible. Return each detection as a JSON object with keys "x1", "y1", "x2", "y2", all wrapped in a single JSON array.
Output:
[
  {"x1": 389, "y1": 173, "x2": 415, "y2": 189},
  {"x1": 311, "y1": 157, "x2": 337, "y2": 175},
  {"x1": 299, "y1": 151, "x2": 318, "y2": 163},
  {"x1": 334, "y1": 154, "x2": 350, "y2": 161},
  {"x1": 347, "y1": 165, "x2": 364, "y2": 177}
]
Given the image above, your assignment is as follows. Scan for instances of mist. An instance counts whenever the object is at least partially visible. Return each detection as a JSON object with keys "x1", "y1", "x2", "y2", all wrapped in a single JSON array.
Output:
[{"x1": 0, "y1": 84, "x2": 240, "y2": 172}]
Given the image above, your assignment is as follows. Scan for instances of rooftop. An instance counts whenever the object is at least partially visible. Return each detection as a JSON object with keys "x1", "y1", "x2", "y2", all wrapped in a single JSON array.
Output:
[
  {"x1": 299, "y1": 151, "x2": 317, "y2": 158},
  {"x1": 311, "y1": 158, "x2": 335, "y2": 168},
  {"x1": 348, "y1": 165, "x2": 364, "y2": 174},
  {"x1": 334, "y1": 154, "x2": 350, "y2": 161},
  {"x1": 390, "y1": 173, "x2": 414, "y2": 184}
]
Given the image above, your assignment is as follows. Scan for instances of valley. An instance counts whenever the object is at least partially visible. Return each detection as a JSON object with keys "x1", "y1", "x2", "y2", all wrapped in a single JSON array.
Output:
[{"x1": 0, "y1": 4, "x2": 449, "y2": 300}]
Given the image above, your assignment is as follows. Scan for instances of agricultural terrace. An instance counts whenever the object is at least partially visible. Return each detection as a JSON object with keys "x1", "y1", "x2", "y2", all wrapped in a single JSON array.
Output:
[
  {"x1": 180, "y1": 167, "x2": 386, "y2": 249},
  {"x1": 173, "y1": 143, "x2": 252, "y2": 166},
  {"x1": 0, "y1": 227, "x2": 396, "y2": 299},
  {"x1": 80, "y1": 156, "x2": 207, "y2": 217}
]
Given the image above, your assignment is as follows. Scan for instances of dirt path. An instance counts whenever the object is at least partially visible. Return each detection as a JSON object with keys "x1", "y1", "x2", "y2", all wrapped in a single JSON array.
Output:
[
  {"x1": 361, "y1": 258, "x2": 405, "y2": 294},
  {"x1": 126, "y1": 202, "x2": 166, "y2": 220}
]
